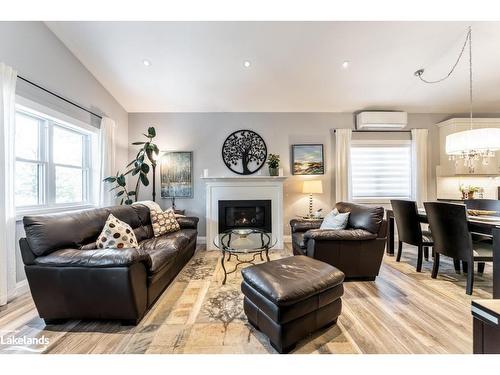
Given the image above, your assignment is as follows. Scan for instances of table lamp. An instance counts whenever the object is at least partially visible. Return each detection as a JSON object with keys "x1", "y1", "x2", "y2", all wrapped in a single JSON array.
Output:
[{"x1": 302, "y1": 180, "x2": 323, "y2": 218}]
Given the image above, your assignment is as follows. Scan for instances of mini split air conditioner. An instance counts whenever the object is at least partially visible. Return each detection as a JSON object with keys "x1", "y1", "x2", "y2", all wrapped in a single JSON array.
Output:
[{"x1": 356, "y1": 111, "x2": 408, "y2": 130}]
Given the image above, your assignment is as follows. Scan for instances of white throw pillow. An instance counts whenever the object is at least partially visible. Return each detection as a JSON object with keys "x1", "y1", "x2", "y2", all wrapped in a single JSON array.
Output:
[
  {"x1": 320, "y1": 208, "x2": 350, "y2": 230},
  {"x1": 96, "y1": 214, "x2": 139, "y2": 249}
]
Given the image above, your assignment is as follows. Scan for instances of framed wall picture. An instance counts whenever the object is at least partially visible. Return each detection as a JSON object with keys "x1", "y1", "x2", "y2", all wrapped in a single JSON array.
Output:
[
  {"x1": 291, "y1": 144, "x2": 324, "y2": 175},
  {"x1": 160, "y1": 151, "x2": 193, "y2": 198}
]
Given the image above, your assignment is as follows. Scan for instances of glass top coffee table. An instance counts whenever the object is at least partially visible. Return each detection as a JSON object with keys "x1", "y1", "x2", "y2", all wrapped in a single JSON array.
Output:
[{"x1": 213, "y1": 228, "x2": 277, "y2": 285}]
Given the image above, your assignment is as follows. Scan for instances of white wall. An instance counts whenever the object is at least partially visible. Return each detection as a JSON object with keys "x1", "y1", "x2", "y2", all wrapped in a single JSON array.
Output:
[
  {"x1": 0, "y1": 22, "x2": 129, "y2": 283},
  {"x1": 128, "y1": 112, "x2": 455, "y2": 237}
]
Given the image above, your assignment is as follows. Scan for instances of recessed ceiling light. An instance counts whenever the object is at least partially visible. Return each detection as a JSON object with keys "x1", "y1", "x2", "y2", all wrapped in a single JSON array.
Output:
[
  {"x1": 342, "y1": 61, "x2": 350, "y2": 69},
  {"x1": 143, "y1": 59, "x2": 152, "y2": 67},
  {"x1": 243, "y1": 60, "x2": 251, "y2": 68}
]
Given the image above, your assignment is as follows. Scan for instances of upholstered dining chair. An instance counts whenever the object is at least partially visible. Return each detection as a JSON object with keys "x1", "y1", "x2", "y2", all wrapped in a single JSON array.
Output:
[
  {"x1": 390, "y1": 199, "x2": 433, "y2": 272},
  {"x1": 423, "y1": 201, "x2": 493, "y2": 295}
]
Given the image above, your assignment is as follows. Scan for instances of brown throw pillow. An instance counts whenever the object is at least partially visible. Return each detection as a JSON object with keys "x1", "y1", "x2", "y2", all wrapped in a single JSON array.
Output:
[
  {"x1": 151, "y1": 207, "x2": 181, "y2": 237},
  {"x1": 96, "y1": 214, "x2": 139, "y2": 249}
]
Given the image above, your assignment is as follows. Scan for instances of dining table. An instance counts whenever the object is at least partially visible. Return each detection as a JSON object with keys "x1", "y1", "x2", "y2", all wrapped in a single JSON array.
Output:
[{"x1": 385, "y1": 208, "x2": 500, "y2": 298}]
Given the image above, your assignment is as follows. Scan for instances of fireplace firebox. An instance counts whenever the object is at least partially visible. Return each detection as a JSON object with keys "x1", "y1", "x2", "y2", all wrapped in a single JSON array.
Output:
[{"x1": 218, "y1": 200, "x2": 272, "y2": 233}]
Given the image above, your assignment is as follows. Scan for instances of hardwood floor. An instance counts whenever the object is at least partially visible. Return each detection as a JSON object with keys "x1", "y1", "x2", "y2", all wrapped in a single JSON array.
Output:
[{"x1": 0, "y1": 243, "x2": 491, "y2": 354}]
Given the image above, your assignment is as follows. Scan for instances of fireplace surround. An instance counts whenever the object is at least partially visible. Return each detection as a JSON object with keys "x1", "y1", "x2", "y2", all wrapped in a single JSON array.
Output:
[{"x1": 203, "y1": 176, "x2": 286, "y2": 250}]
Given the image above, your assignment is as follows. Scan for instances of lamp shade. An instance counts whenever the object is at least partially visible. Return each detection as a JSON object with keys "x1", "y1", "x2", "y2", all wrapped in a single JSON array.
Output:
[
  {"x1": 302, "y1": 180, "x2": 323, "y2": 194},
  {"x1": 446, "y1": 128, "x2": 500, "y2": 155}
]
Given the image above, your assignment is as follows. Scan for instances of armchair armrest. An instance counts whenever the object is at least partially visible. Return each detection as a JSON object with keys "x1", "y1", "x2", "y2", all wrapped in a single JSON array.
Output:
[
  {"x1": 304, "y1": 229, "x2": 378, "y2": 242},
  {"x1": 34, "y1": 248, "x2": 152, "y2": 269},
  {"x1": 290, "y1": 219, "x2": 322, "y2": 233},
  {"x1": 177, "y1": 216, "x2": 199, "y2": 229}
]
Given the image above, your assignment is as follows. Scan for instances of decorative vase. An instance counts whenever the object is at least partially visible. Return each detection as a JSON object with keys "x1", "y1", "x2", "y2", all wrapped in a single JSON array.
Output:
[
  {"x1": 269, "y1": 167, "x2": 279, "y2": 176},
  {"x1": 467, "y1": 191, "x2": 475, "y2": 200}
]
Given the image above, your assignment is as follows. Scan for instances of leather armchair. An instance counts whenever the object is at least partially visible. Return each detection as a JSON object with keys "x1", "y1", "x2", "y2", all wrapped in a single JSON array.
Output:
[{"x1": 291, "y1": 202, "x2": 387, "y2": 280}]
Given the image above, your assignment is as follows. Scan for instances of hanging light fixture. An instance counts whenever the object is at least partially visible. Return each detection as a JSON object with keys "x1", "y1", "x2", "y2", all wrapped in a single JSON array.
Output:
[{"x1": 414, "y1": 26, "x2": 500, "y2": 172}]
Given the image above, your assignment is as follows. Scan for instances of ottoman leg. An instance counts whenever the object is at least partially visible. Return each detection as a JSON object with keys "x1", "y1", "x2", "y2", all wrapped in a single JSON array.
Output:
[
  {"x1": 270, "y1": 341, "x2": 296, "y2": 354},
  {"x1": 247, "y1": 318, "x2": 259, "y2": 330}
]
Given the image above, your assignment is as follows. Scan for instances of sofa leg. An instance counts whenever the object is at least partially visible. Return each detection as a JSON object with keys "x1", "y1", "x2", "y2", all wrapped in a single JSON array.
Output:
[
  {"x1": 270, "y1": 341, "x2": 296, "y2": 354},
  {"x1": 322, "y1": 318, "x2": 338, "y2": 329},
  {"x1": 44, "y1": 319, "x2": 68, "y2": 325}
]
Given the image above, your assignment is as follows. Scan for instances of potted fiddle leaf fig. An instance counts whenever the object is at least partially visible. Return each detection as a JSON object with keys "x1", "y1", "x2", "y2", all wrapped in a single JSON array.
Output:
[
  {"x1": 104, "y1": 126, "x2": 160, "y2": 205},
  {"x1": 267, "y1": 154, "x2": 280, "y2": 176}
]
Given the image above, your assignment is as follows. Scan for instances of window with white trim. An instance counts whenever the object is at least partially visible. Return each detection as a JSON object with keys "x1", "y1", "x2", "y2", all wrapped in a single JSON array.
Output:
[
  {"x1": 15, "y1": 104, "x2": 97, "y2": 213},
  {"x1": 350, "y1": 140, "x2": 413, "y2": 201}
]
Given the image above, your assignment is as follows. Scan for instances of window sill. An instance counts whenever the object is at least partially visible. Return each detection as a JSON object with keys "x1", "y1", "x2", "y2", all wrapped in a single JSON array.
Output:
[
  {"x1": 16, "y1": 204, "x2": 96, "y2": 221},
  {"x1": 351, "y1": 198, "x2": 409, "y2": 205}
]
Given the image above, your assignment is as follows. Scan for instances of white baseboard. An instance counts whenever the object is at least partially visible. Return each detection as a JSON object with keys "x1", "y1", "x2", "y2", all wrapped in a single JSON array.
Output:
[{"x1": 16, "y1": 279, "x2": 29, "y2": 296}]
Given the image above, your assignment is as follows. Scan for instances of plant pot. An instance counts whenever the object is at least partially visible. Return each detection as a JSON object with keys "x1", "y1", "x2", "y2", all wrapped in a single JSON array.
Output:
[
  {"x1": 467, "y1": 191, "x2": 475, "y2": 200},
  {"x1": 269, "y1": 167, "x2": 279, "y2": 176}
]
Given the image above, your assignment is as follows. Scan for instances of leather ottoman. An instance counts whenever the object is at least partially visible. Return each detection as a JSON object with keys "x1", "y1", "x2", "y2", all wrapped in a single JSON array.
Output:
[{"x1": 241, "y1": 255, "x2": 345, "y2": 353}]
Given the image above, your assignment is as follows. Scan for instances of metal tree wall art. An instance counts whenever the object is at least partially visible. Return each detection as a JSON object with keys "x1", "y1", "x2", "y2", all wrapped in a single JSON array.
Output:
[{"x1": 222, "y1": 130, "x2": 267, "y2": 175}]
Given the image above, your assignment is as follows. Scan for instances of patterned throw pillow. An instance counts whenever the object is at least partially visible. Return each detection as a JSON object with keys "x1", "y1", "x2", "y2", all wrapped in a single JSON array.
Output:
[
  {"x1": 151, "y1": 207, "x2": 181, "y2": 237},
  {"x1": 96, "y1": 214, "x2": 139, "y2": 249}
]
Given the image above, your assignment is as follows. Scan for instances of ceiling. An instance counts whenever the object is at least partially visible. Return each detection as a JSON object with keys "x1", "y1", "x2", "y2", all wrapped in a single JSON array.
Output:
[{"x1": 46, "y1": 21, "x2": 500, "y2": 113}]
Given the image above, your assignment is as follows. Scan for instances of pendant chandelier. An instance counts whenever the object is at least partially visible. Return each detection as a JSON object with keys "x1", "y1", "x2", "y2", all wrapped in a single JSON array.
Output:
[{"x1": 414, "y1": 26, "x2": 500, "y2": 173}]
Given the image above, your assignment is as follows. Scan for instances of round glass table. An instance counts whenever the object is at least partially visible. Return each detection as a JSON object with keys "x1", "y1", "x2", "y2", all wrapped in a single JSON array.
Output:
[{"x1": 213, "y1": 228, "x2": 277, "y2": 284}]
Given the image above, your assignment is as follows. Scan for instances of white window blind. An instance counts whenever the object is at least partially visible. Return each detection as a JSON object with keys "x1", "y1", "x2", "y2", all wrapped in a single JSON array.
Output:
[{"x1": 350, "y1": 141, "x2": 412, "y2": 200}]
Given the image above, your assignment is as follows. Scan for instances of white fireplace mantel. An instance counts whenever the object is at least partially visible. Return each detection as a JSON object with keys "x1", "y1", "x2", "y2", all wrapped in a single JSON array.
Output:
[
  {"x1": 201, "y1": 176, "x2": 288, "y2": 181},
  {"x1": 204, "y1": 177, "x2": 286, "y2": 250}
]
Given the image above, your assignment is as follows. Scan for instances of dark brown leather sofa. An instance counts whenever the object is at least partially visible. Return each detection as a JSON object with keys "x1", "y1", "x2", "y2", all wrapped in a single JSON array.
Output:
[
  {"x1": 290, "y1": 202, "x2": 387, "y2": 280},
  {"x1": 19, "y1": 204, "x2": 198, "y2": 325}
]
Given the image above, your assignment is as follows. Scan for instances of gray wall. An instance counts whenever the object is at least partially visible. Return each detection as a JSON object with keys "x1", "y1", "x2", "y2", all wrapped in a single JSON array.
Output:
[
  {"x1": 128, "y1": 112, "x2": 453, "y2": 237},
  {"x1": 0, "y1": 21, "x2": 129, "y2": 283}
]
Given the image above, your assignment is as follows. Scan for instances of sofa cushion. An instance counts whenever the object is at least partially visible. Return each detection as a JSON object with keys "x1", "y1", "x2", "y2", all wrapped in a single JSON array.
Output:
[
  {"x1": 139, "y1": 230, "x2": 194, "y2": 273},
  {"x1": 139, "y1": 230, "x2": 190, "y2": 251},
  {"x1": 96, "y1": 214, "x2": 139, "y2": 249},
  {"x1": 241, "y1": 255, "x2": 345, "y2": 307},
  {"x1": 144, "y1": 247, "x2": 178, "y2": 274},
  {"x1": 335, "y1": 202, "x2": 384, "y2": 234},
  {"x1": 24, "y1": 207, "x2": 111, "y2": 257},
  {"x1": 34, "y1": 247, "x2": 152, "y2": 268},
  {"x1": 175, "y1": 228, "x2": 198, "y2": 243},
  {"x1": 23, "y1": 204, "x2": 153, "y2": 257}
]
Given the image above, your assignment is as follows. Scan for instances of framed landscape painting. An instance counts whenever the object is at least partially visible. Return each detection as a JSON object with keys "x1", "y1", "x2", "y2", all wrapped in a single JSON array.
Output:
[
  {"x1": 160, "y1": 151, "x2": 193, "y2": 198},
  {"x1": 291, "y1": 144, "x2": 324, "y2": 175}
]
